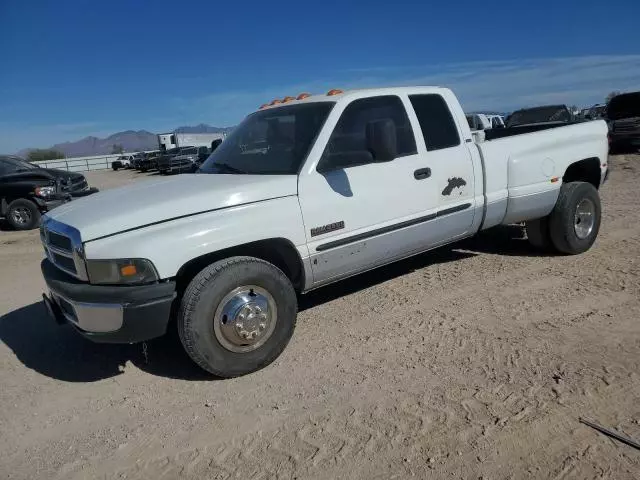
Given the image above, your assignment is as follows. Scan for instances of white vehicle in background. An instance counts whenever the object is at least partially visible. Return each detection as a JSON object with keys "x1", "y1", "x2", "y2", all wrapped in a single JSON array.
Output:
[
  {"x1": 466, "y1": 113, "x2": 505, "y2": 131},
  {"x1": 40, "y1": 86, "x2": 608, "y2": 378},
  {"x1": 486, "y1": 114, "x2": 505, "y2": 129},
  {"x1": 157, "y1": 133, "x2": 176, "y2": 151},
  {"x1": 157, "y1": 132, "x2": 226, "y2": 152},
  {"x1": 111, "y1": 154, "x2": 133, "y2": 170},
  {"x1": 466, "y1": 113, "x2": 491, "y2": 131}
]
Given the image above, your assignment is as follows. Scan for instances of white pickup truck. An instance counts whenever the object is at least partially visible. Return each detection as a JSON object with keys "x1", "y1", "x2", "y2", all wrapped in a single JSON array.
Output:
[{"x1": 40, "y1": 86, "x2": 609, "y2": 377}]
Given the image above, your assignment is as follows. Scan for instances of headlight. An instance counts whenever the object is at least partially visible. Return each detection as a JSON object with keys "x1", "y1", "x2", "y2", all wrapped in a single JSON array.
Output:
[
  {"x1": 35, "y1": 186, "x2": 56, "y2": 197},
  {"x1": 86, "y1": 258, "x2": 158, "y2": 285}
]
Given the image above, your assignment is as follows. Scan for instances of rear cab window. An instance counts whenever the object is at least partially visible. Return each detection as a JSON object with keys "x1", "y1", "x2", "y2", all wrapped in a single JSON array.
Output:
[
  {"x1": 319, "y1": 95, "x2": 417, "y2": 170},
  {"x1": 409, "y1": 94, "x2": 461, "y2": 150}
]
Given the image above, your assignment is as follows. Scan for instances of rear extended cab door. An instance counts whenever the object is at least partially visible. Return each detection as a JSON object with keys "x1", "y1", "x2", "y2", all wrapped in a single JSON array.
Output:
[{"x1": 297, "y1": 90, "x2": 479, "y2": 287}]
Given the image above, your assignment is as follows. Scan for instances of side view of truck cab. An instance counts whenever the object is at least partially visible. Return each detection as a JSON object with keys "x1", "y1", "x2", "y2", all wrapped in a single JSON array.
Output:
[{"x1": 39, "y1": 86, "x2": 608, "y2": 378}]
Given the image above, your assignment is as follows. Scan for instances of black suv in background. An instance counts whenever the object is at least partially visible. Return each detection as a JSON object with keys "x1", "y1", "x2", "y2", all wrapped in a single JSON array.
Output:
[
  {"x1": 607, "y1": 91, "x2": 640, "y2": 154},
  {"x1": 157, "y1": 146, "x2": 210, "y2": 174},
  {"x1": 0, "y1": 155, "x2": 98, "y2": 230},
  {"x1": 138, "y1": 151, "x2": 161, "y2": 172}
]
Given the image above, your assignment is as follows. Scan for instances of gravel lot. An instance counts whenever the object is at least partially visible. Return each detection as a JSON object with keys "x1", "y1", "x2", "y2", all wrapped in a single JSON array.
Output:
[{"x1": 1, "y1": 158, "x2": 639, "y2": 479}]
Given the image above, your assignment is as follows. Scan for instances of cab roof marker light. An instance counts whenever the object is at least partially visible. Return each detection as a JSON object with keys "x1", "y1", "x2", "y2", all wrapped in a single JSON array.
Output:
[
  {"x1": 327, "y1": 89, "x2": 343, "y2": 96},
  {"x1": 297, "y1": 92, "x2": 311, "y2": 100}
]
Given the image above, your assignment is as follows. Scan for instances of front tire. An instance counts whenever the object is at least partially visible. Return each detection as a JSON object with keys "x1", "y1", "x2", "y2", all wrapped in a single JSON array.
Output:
[
  {"x1": 549, "y1": 181, "x2": 601, "y2": 254},
  {"x1": 7, "y1": 198, "x2": 41, "y2": 230},
  {"x1": 178, "y1": 256, "x2": 297, "y2": 377}
]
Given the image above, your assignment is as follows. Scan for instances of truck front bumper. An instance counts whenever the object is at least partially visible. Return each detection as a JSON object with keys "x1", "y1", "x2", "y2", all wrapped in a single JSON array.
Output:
[{"x1": 41, "y1": 259, "x2": 176, "y2": 343}]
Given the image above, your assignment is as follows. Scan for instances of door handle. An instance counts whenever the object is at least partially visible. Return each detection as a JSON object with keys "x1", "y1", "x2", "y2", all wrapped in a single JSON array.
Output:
[{"x1": 414, "y1": 168, "x2": 431, "y2": 180}]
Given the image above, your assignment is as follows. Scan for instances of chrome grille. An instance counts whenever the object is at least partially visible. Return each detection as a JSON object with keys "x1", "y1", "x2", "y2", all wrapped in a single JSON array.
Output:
[{"x1": 41, "y1": 218, "x2": 88, "y2": 281}]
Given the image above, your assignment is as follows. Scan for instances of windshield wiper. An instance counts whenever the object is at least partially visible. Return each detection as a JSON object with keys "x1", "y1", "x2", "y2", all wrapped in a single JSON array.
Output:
[{"x1": 213, "y1": 163, "x2": 248, "y2": 174}]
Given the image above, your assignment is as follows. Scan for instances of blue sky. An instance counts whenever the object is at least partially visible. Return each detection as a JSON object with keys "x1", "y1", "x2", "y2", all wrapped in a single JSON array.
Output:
[{"x1": 1, "y1": 0, "x2": 639, "y2": 152}]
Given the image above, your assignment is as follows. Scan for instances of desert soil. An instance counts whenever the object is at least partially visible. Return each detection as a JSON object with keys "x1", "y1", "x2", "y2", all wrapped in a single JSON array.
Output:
[{"x1": 1, "y1": 158, "x2": 639, "y2": 479}]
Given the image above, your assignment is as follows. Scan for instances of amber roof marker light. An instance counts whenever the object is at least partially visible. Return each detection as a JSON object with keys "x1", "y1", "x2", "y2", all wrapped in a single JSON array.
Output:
[
  {"x1": 327, "y1": 89, "x2": 344, "y2": 96},
  {"x1": 297, "y1": 92, "x2": 311, "y2": 100}
]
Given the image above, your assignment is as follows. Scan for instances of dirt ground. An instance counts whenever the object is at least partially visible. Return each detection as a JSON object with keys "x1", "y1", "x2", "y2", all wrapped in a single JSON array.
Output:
[{"x1": 1, "y1": 158, "x2": 639, "y2": 480}]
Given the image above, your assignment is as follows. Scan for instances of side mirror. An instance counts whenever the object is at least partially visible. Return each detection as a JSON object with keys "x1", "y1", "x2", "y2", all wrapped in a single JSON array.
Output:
[{"x1": 366, "y1": 118, "x2": 397, "y2": 162}]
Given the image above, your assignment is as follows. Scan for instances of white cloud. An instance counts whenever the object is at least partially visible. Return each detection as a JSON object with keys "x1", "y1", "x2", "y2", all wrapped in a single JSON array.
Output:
[
  {"x1": 178, "y1": 54, "x2": 640, "y2": 123},
  {"x1": 3, "y1": 54, "x2": 639, "y2": 153}
]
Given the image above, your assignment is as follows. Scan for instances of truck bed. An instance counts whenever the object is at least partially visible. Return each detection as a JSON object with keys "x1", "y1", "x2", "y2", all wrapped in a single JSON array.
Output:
[
  {"x1": 476, "y1": 119, "x2": 608, "y2": 230},
  {"x1": 484, "y1": 121, "x2": 586, "y2": 141}
]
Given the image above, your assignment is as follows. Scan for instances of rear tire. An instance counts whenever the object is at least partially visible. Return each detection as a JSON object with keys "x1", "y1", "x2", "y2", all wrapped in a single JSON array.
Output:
[
  {"x1": 178, "y1": 256, "x2": 297, "y2": 378},
  {"x1": 526, "y1": 217, "x2": 551, "y2": 250},
  {"x1": 7, "y1": 198, "x2": 41, "y2": 230},
  {"x1": 549, "y1": 181, "x2": 601, "y2": 254}
]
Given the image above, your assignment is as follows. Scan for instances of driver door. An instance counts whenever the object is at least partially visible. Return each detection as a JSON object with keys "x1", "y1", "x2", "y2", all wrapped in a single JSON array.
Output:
[{"x1": 298, "y1": 94, "x2": 440, "y2": 286}]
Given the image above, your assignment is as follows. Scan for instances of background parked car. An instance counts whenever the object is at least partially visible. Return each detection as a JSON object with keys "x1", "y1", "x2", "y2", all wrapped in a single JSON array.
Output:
[
  {"x1": 130, "y1": 153, "x2": 145, "y2": 170},
  {"x1": 138, "y1": 152, "x2": 161, "y2": 172},
  {"x1": 156, "y1": 147, "x2": 182, "y2": 174},
  {"x1": 466, "y1": 113, "x2": 492, "y2": 131},
  {"x1": 0, "y1": 155, "x2": 98, "y2": 230},
  {"x1": 606, "y1": 91, "x2": 640, "y2": 154},
  {"x1": 505, "y1": 105, "x2": 573, "y2": 128},
  {"x1": 111, "y1": 154, "x2": 134, "y2": 170},
  {"x1": 586, "y1": 104, "x2": 607, "y2": 120},
  {"x1": 161, "y1": 146, "x2": 210, "y2": 174}
]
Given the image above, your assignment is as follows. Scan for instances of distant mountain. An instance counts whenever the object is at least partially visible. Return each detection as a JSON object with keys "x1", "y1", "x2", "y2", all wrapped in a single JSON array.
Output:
[{"x1": 18, "y1": 124, "x2": 234, "y2": 158}]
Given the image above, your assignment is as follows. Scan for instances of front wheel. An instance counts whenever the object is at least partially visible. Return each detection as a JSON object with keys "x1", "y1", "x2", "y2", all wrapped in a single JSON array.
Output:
[
  {"x1": 178, "y1": 256, "x2": 297, "y2": 377},
  {"x1": 7, "y1": 198, "x2": 41, "y2": 230},
  {"x1": 549, "y1": 181, "x2": 601, "y2": 254}
]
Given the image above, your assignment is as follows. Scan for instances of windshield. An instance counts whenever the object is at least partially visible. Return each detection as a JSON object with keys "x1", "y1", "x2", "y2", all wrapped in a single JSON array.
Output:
[
  {"x1": 607, "y1": 92, "x2": 640, "y2": 120},
  {"x1": 199, "y1": 102, "x2": 334, "y2": 175},
  {"x1": 507, "y1": 106, "x2": 571, "y2": 127}
]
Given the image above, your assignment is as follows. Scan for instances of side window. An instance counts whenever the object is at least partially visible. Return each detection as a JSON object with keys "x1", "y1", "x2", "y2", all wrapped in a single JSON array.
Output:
[
  {"x1": 320, "y1": 95, "x2": 417, "y2": 170},
  {"x1": 409, "y1": 94, "x2": 461, "y2": 151}
]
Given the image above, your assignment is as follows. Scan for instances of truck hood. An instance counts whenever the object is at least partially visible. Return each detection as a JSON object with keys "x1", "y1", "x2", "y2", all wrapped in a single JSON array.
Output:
[{"x1": 46, "y1": 174, "x2": 298, "y2": 241}]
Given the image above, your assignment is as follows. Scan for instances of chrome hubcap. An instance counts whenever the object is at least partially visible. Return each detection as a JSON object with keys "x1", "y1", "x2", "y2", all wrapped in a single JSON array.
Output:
[
  {"x1": 214, "y1": 285, "x2": 277, "y2": 353},
  {"x1": 11, "y1": 207, "x2": 31, "y2": 225},
  {"x1": 574, "y1": 198, "x2": 595, "y2": 239}
]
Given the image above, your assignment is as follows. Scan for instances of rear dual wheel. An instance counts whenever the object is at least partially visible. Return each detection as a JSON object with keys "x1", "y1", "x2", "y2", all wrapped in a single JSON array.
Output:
[
  {"x1": 526, "y1": 181, "x2": 601, "y2": 254},
  {"x1": 177, "y1": 256, "x2": 297, "y2": 378}
]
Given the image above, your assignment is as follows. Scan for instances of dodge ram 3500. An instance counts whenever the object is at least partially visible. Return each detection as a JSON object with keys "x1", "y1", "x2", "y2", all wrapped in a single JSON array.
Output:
[{"x1": 39, "y1": 86, "x2": 608, "y2": 377}]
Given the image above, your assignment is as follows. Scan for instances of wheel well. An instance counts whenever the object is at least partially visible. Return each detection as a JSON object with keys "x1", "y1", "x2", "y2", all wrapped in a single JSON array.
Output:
[
  {"x1": 563, "y1": 157, "x2": 601, "y2": 189},
  {"x1": 175, "y1": 238, "x2": 306, "y2": 295}
]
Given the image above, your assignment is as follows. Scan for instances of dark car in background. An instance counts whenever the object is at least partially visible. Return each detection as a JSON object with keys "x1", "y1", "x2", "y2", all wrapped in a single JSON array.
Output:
[
  {"x1": 505, "y1": 105, "x2": 573, "y2": 128},
  {"x1": 0, "y1": 155, "x2": 98, "y2": 230},
  {"x1": 157, "y1": 146, "x2": 210, "y2": 174},
  {"x1": 138, "y1": 151, "x2": 161, "y2": 172},
  {"x1": 130, "y1": 153, "x2": 145, "y2": 170},
  {"x1": 607, "y1": 91, "x2": 640, "y2": 154}
]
